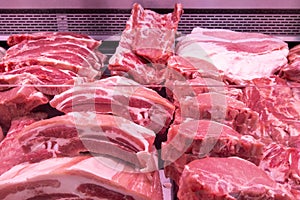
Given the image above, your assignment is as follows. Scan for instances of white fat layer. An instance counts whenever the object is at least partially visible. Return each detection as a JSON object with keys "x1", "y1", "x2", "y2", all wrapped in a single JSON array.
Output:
[
  {"x1": 70, "y1": 112, "x2": 155, "y2": 151},
  {"x1": 0, "y1": 157, "x2": 149, "y2": 200},
  {"x1": 177, "y1": 41, "x2": 288, "y2": 80}
]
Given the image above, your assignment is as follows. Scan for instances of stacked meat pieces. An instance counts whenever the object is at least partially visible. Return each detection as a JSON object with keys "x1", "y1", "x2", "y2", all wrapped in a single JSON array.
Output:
[
  {"x1": 0, "y1": 3, "x2": 300, "y2": 200},
  {"x1": 161, "y1": 28, "x2": 300, "y2": 199},
  {"x1": 0, "y1": 27, "x2": 175, "y2": 199}
]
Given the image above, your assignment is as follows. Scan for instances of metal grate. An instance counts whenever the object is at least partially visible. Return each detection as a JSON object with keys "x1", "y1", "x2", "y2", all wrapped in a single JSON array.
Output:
[
  {"x1": 0, "y1": 9, "x2": 299, "y2": 41},
  {"x1": 179, "y1": 13, "x2": 300, "y2": 36}
]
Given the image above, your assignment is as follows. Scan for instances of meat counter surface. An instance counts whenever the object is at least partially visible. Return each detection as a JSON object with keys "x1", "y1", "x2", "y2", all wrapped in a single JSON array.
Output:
[{"x1": 0, "y1": 2, "x2": 300, "y2": 200}]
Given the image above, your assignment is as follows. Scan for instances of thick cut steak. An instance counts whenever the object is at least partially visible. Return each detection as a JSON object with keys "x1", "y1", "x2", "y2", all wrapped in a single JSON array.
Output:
[
  {"x1": 176, "y1": 28, "x2": 288, "y2": 83},
  {"x1": 178, "y1": 157, "x2": 294, "y2": 200},
  {"x1": 0, "y1": 86, "x2": 48, "y2": 132},
  {"x1": 0, "y1": 112, "x2": 157, "y2": 175},
  {"x1": 50, "y1": 76, "x2": 175, "y2": 135},
  {"x1": 279, "y1": 44, "x2": 300, "y2": 82},
  {"x1": 1, "y1": 32, "x2": 105, "y2": 79},
  {"x1": 0, "y1": 65, "x2": 81, "y2": 95},
  {"x1": 0, "y1": 156, "x2": 163, "y2": 200},
  {"x1": 162, "y1": 120, "x2": 264, "y2": 184},
  {"x1": 109, "y1": 3, "x2": 183, "y2": 85},
  {"x1": 242, "y1": 76, "x2": 300, "y2": 145}
]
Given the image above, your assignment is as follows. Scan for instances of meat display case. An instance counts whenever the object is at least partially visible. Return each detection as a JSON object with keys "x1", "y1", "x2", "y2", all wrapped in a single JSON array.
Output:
[{"x1": 0, "y1": 0, "x2": 300, "y2": 199}]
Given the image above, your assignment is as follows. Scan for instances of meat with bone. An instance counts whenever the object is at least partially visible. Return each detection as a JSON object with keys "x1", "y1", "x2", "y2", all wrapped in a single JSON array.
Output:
[
  {"x1": 176, "y1": 28, "x2": 289, "y2": 83},
  {"x1": 0, "y1": 86, "x2": 48, "y2": 132},
  {"x1": 162, "y1": 120, "x2": 264, "y2": 184},
  {"x1": 0, "y1": 65, "x2": 81, "y2": 95},
  {"x1": 279, "y1": 44, "x2": 300, "y2": 82},
  {"x1": 242, "y1": 76, "x2": 300, "y2": 145},
  {"x1": 259, "y1": 143, "x2": 300, "y2": 198},
  {"x1": 1, "y1": 32, "x2": 105, "y2": 79},
  {"x1": 0, "y1": 112, "x2": 157, "y2": 175},
  {"x1": 50, "y1": 76, "x2": 175, "y2": 135},
  {"x1": 0, "y1": 156, "x2": 163, "y2": 200},
  {"x1": 178, "y1": 157, "x2": 294, "y2": 200},
  {"x1": 109, "y1": 3, "x2": 183, "y2": 85}
]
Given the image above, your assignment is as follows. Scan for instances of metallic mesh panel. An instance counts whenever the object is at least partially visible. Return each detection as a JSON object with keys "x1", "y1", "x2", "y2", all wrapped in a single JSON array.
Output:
[{"x1": 0, "y1": 9, "x2": 299, "y2": 40}]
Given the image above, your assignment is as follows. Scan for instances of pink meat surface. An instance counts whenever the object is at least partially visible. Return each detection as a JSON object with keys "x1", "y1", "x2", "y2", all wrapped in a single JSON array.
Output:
[
  {"x1": 178, "y1": 157, "x2": 294, "y2": 200},
  {"x1": 109, "y1": 3, "x2": 183, "y2": 85},
  {"x1": 0, "y1": 112, "x2": 157, "y2": 175},
  {"x1": 0, "y1": 156, "x2": 163, "y2": 200}
]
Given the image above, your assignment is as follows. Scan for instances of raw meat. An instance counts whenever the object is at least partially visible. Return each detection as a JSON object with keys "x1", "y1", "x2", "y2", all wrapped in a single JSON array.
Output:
[
  {"x1": 0, "y1": 112, "x2": 157, "y2": 175},
  {"x1": 178, "y1": 157, "x2": 294, "y2": 200},
  {"x1": 242, "y1": 76, "x2": 300, "y2": 145},
  {"x1": 109, "y1": 3, "x2": 183, "y2": 85},
  {"x1": 7, "y1": 32, "x2": 100, "y2": 49},
  {"x1": 0, "y1": 47, "x2": 5, "y2": 60},
  {"x1": 0, "y1": 86, "x2": 48, "y2": 132},
  {"x1": 0, "y1": 126, "x2": 3, "y2": 142},
  {"x1": 173, "y1": 92, "x2": 259, "y2": 135},
  {"x1": 1, "y1": 32, "x2": 105, "y2": 79},
  {"x1": 50, "y1": 76, "x2": 175, "y2": 135},
  {"x1": 162, "y1": 120, "x2": 264, "y2": 184},
  {"x1": 6, "y1": 113, "x2": 47, "y2": 137},
  {"x1": 259, "y1": 143, "x2": 300, "y2": 198},
  {"x1": 0, "y1": 156, "x2": 163, "y2": 200},
  {"x1": 279, "y1": 44, "x2": 300, "y2": 82},
  {"x1": 0, "y1": 65, "x2": 81, "y2": 95},
  {"x1": 176, "y1": 28, "x2": 289, "y2": 83},
  {"x1": 166, "y1": 55, "x2": 223, "y2": 81}
]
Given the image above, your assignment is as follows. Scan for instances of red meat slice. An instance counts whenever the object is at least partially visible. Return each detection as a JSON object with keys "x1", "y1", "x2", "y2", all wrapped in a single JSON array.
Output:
[
  {"x1": 0, "y1": 156, "x2": 163, "y2": 200},
  {"x1": 178, "y1": 157, "x2": 294, "y2": 200},
  {"x1": 2, "y1": 32, "x2": 105, "y2": 79},
  {"x1": 7, "y1": 32, "x2": 100, "y2": 49},
  {"x1": 50, "y1": 76, "x2": 175, "y2": 135},
  {"x1": 0, "y1": 65, "x2": 80, "y2": 95},
  {"x1": 0, "y1": 112, "x2": 157, "y2": 175}
]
